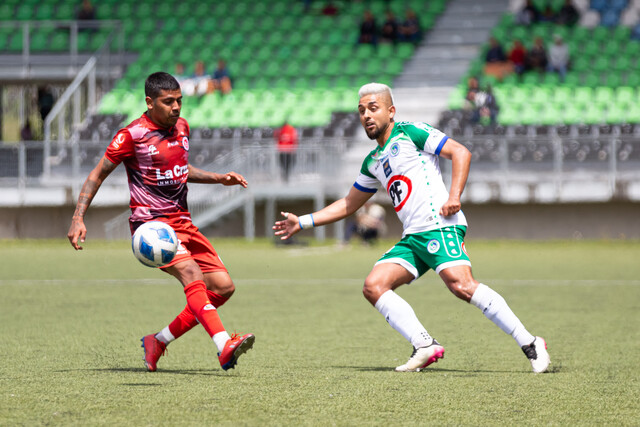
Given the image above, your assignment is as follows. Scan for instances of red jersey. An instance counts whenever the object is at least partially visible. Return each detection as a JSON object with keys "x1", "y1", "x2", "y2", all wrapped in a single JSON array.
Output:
[
  {"x1": 275, "y1": 123, "x2": 298, "y2": 153},
  {"x1": 105, "y1": 113, "x2": 191, "y2": 226}
]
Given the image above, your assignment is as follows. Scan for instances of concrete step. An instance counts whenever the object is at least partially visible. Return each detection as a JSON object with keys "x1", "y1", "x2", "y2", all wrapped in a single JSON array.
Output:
[
  {"x1": 446, "y1": 3, "x2": 510, "y2": 15},
  {"x1": 427, "y1": 28, "x2": 494, "y2": 45},
  {"x1": 434, "y1": 15, "x2": 501, "y2": 30},
  {"x1": 411, "y1": 44, "x2": 481, "y2": 61}
]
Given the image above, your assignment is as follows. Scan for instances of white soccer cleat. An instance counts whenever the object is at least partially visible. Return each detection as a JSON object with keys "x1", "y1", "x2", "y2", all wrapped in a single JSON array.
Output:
[
  {"x1": 522, "y1": 336, "x2": 550, "y2": 373},
  {"x1": 395, "y1": 340, "x2": 445, "y2": 372}
]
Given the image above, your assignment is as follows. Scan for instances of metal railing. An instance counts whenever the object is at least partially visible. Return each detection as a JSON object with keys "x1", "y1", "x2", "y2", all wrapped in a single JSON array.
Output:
[
  {"x1": 102, "y1": 139, "x2": 350, "y2": 240},
  {"x1": 2, "y1": 133, "x2": 640, "y2": 209}
]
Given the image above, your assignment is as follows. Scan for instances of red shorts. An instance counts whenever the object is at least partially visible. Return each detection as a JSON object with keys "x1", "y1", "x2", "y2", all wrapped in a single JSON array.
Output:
[{"x1": 150, "y1": 217, "x2": 227, "y2": 273}]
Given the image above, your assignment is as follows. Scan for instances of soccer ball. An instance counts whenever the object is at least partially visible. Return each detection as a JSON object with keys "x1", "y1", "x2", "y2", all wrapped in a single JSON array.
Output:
[{"x1": 131, "y1": 221, "x2": 179, "y2": 268}]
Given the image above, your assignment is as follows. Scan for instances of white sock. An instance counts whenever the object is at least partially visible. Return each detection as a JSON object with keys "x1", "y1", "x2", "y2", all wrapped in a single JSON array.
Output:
[
  {"x1": 213, "y1": 331, "x2": 231, "y2": 353},
  {"x1": 155, "y1": 326, "x2": 175, "y2": 345},
  {"x1": 470, "y1": 283, "x2": 535, "y2": 347},
  {"x1": 375, "y1": 290, "x2": 433, "y2": 349}
]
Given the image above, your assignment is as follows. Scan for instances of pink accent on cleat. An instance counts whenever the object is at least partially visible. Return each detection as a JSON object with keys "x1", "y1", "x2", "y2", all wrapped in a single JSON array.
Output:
[{"x1": 419, "y1": 346, "x2": 445, "y2": 369}]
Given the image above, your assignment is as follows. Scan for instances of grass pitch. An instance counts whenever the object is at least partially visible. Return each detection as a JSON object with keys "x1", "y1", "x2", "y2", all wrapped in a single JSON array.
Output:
[{"x1": 0, "y1": 238, "x2": 639, "y2": 426}]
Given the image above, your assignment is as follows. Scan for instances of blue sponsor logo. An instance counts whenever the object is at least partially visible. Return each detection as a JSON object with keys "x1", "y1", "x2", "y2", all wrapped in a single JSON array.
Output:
[{"x1": 383, "y1": 159, "x2": 392, "y2": 177}]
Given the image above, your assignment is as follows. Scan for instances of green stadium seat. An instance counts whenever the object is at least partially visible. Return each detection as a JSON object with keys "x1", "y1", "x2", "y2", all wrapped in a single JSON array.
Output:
[
  {"x1": 552, "y1": 86, "x2": 572, "y2": 104},
  {"x1": 564, "y1": 72, "x2": 581, "y2": 88},
  {"x1": 573, "y1": 87, "x2": 593, "y2": 107},
  {"x1": 603, "y1": 73, "x2": 623, "y2": 88},
  {"x1": 50, "y1": 32, "x2": 69, "y2": 52},
  {"x1": 594, "y1": 87, "x2": 614, "y2": 106},
  {"x1": 16, "y1": 5, "x2": 34, "y2": 20},
  {"x1": 616, "y1": 86, "x2": 635, "y2": 106},
  {"x1": 583, "y1": 72, "x2": 600, "y2": 88},
  {"x1": 54, "y1": 3, "x2": 74, "y2": 20},
  {"x1": 35, "y1": 4, "x2": 54, "y2": 20},
  {"x1": 30, "y1": 32, "x2": 49, "y2": 52},
  {"x1": 606, "y1": 104, "x2": 627, "y2": 125},
  {"x1": 562, "y1": 104, "x2": 582, "y2": 125},
  {"x1": 626, "y1": 70, "x2": 640, "y2": 86}
]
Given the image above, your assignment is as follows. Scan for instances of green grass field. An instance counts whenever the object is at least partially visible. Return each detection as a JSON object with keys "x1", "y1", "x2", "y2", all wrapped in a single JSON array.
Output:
[{"x1": 1, "y1": 238, "x2": 639, "y2": 426}]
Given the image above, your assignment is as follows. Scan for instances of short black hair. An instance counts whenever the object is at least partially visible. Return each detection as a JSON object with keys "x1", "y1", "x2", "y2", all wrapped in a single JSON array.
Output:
[{"x1": 145, "y1": 72, "x2": 180, "y2": 99}]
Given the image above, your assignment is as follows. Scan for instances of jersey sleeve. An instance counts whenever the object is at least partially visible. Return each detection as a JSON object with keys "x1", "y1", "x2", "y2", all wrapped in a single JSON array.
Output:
[
  {"x1": 401, "y1": 122, "x2": 449, "y2": 155},
  {"x1": 104, "y1": 129, "x2": 135, "y2": 165},
  {"x1": 353, "y1": 156, "x2": 379, "y2": 193}
]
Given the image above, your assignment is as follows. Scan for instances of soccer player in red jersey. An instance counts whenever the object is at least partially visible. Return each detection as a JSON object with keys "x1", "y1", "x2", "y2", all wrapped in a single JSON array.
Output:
[{"x1": 67, "y1": 72, "x2": 255, "y2": 371}]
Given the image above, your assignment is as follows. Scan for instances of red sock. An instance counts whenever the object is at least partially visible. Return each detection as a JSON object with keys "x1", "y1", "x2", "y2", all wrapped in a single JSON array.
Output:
[
  {"x1": 207, "y1": 290, "x2": 230, "y2": 308},
  {"x1": 183, "y1": 280, "x2": 225, "y2": 338},
  {"x1": 168, "y1": 305, "x2": 199, "y2": 339},
  {"x1": 168, "y1": 290, "x2": 230, "y2": 339}
]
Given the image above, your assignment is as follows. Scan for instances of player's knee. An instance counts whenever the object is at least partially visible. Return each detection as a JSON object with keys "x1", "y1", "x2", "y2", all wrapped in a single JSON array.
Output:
[
  {"x1": 217, "y1": 281, "x2": 235, "y2": 298},
  {"x1": 445, "y1": 278, "x2": 477, "y2": 302},
  {"x1": 205, "y1": 275, "x2": 235, "y2": 298},
  {"x1": 362, "y1": 276, "x2": 387, "y2": 304}
]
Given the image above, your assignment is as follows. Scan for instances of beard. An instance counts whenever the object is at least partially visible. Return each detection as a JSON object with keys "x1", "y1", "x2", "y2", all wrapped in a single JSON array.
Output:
[{"x1": 365, "y1": 122, "x2": 388, "y2": 140}]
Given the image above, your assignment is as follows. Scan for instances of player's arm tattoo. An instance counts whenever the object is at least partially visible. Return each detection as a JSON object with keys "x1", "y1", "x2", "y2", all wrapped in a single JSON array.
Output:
[{"x1": 72, "y1": 157, "x2": 117, "y2": 220}]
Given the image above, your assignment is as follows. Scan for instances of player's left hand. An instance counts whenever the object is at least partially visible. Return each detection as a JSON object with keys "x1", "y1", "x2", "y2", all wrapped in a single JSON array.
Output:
[
  {"x1": 273, "y1": 211, "x2": 301, "y2": 240},
  {"x1": 221, "y1": 172, "x2": 248, "y2": 188},
  {"x1": 439, "y1": 196, "x2": 461, "y2": 217}
]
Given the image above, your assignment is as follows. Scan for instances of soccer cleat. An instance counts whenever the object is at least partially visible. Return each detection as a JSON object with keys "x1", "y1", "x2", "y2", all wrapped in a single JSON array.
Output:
[
  {"x1": 218, "y1": 333, "x2": 255, "y2": 371},
  {"x1": 395, "y1": 340, "x2": 445, "y2": 372},
  {"x1": 522, "y1": 336, "x2": 550, "y2": 373},
  {"x1": 141, "y1": 334, "x2": 167, "y2": 372}
]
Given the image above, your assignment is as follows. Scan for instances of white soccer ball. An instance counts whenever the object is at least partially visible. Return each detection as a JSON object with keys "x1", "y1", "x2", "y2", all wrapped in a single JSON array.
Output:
[{"x1": 131, "y1": 221, "x2": 179, "y2": 268}]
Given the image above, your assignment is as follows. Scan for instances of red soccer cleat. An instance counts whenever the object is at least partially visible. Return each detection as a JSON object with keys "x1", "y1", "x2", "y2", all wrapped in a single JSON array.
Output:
[
  {"x1": 218, "y1": 333, "x2": 255, "y2": 371},
  {"x1": 141, "y1": 334, "x2": 167, "y2": 372}
]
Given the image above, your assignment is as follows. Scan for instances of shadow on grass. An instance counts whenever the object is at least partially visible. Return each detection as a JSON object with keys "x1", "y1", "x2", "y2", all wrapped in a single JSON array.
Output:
[
  {"x1": 55, "y1": 367, "x2": 233, "y2": 377},
  {"x1": 333, "y1": 365, "x2": 560, "y2": 374}
]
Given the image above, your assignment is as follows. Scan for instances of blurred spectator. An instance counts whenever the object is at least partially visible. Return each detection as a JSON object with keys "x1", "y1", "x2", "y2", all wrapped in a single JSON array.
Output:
[
  {"x1": 485, "y1": 37, "x2": 506, "y2": 63},
  {"x1": 547, "y1": 34, "x2": 569, "y2": 81},
  {"x1": 322, "y1": 2, "x2": 338, "y2": 16},
  {"x1": 180, "y1": 60, "x2": 212, "y2": 96},
  {"x1": 380, "y1": 11, "x2": 399, "y2": 44},
  {"x1": 465, "y1": 78, "x2": 499, "y2": 125},
  {"x1": 484, "y1": 37, "x2": 513, "y2": 79},
  {"x1": 212, "y1": 59, "x2": 232, "y2": 95},
  {"x1": 20, "y1": 121, "x2": 34, "y2": 141},
  {"x1": 76, "y1": 0, "x2": 95, "y2": 20},
  {"x1": 275, "y1": 119, "x2": 298, "y2": 183},
  {"x1": 174, "y1": 62, "x2": 187, "y2": 84},
  {"x1": 76, "y1": 0, "x2": 96, "y2": 32},
  {"x1": 345, "y1": 202, "x2": 386, "y2": 245},
  {"x1": 527, "y1": 37, "x2": 548, "y2": 73},
  {"x1": 37, "y1": 86, "x2": 54, "y2": 122},
  {"x1": 557, "y1": 0, "x2": 580, "y2": 26},
  {"x1": 398, "y1": 9, "x2": 422, "y2": 44},
  {"x1": 465, "y1": 76, "x2": 480, "y2": 101},
  {"x1": 509, "y1": 39, "x2": 527, "y2": 76},
  {"x1": 358, "y1": 11, "x2": 378, "y2": 45},
  {"x1": 516, "y1": 0, "x2": 540, "y2": 25},
  {"x1": 540, "y1": 5, "x2": 558, "y2": 23}
]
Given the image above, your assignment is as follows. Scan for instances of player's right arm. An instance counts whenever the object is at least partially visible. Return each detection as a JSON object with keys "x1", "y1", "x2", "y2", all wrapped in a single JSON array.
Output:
[
  {"x1": 68, "y1": 156, "x2": 118, "y2": 250},
  {"x1": 273, "y1": 186, "x2": 374, "y2": 240}
]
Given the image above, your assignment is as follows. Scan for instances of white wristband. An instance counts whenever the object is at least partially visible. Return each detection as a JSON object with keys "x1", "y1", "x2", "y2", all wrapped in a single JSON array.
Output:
[{"x1": 298, "y1": 214, "x2": 315, "y2": 229}]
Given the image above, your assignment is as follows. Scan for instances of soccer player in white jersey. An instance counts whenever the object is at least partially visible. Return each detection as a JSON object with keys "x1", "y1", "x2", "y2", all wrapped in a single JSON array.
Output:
[{"x1": 273, "y1": 83, "x2": 550, "y2": 373}]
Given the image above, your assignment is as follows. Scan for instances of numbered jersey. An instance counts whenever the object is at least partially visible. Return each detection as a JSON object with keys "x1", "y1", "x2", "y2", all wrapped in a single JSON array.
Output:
[
  {"x1": 105, "y1": 113, "x2": 192, "y2": 225},
  {"x1": 353, "y1": 121, "x2": 467, "y2": 236}
]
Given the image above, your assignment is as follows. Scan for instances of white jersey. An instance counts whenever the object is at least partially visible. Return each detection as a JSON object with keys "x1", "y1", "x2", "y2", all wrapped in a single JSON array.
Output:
[{"x1": 353, "y1": 121, "x2": 467, "y2": 236}]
